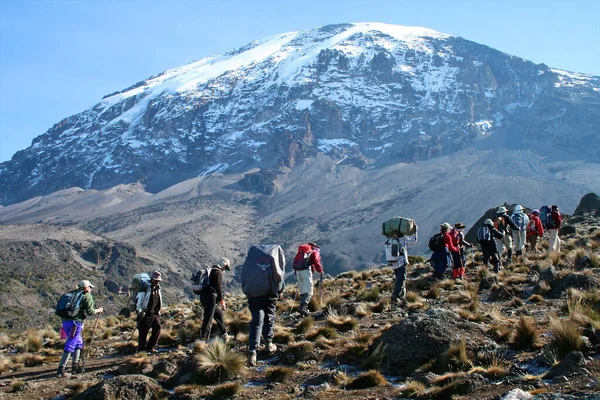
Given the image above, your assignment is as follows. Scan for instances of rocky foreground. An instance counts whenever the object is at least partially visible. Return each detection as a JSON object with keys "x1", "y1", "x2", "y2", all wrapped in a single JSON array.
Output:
[{"x1": 0, "y1": 213, "x2": 599, "y2": 399}]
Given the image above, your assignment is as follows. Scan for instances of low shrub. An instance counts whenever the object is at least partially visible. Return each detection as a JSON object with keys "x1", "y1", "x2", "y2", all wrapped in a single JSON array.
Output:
[{"x1": 346, "y1": 370, "x2": 388, "y2": 389}]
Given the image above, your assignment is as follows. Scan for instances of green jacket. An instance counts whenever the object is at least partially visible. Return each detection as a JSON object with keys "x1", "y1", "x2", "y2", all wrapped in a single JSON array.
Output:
[{"x1": 63, "y1": 291, "x2": 96, "y2": 322}]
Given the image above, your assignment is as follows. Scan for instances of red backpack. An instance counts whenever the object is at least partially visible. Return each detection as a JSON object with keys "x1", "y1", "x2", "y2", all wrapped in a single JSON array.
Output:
[{"x1": 292, "y1": 244, "x2": 313, "y2": 271}]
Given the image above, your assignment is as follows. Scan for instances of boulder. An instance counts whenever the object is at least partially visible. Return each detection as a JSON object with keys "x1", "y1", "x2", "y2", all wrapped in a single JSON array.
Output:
[
  {"x1": 575, "y1": 256, "x2": 593, "y2": 271},
  {"x1": 73, "y1": 375, "x2": 166, "y2": 400},
  {"x1": 549, "y1": 273, "x2": 600, "y2": 298},
  {"x1": 501, "y1": 388, "x2": 533, "y2": 400},
  {"x1": 574, "y1": 192, "x2": 600, "y2": 215},
  {"x1": 479, "y1": 275, "x2": 499, "y2": 291},
  {"x1": 367, "y1": 310, "x2": 497, "y2": 375},
  {"x1": 104, "y1": 279, "x2": 121, "y2": 294},
  {"x1": 538, "y1": 266, "x2": 557, "y2": 285},
  {"x1": 545, "y1": 351, "x2": 588, "y2": 378}
]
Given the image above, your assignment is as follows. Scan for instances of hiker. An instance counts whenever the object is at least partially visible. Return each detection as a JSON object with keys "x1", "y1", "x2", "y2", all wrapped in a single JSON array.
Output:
[
  {"x1": 494, "y1": 206, "x2": 521, "y2": 265},
  {"x1": 477, "y1": 219, "x2": 504, "y2": 273},
  {"x1": 526, "y1": 209, "x2": 544, "y2": 253},
  {"x1": 241, "y1": 245, "x2": 285, "y2": 366},
  {"x1": 450, "y1": 222, "x2": 473, "y2": 280},
  {"x1": 292, "y1": 242, "x2": 324, "y2": 316},
  {"x1": 511, "y1": 205, "x2": 530, "y2": 263},
  {"x1": 199, "y1": 257, "x2": 231, "y2": 342},
  {"x1": 548, "y1": 205, "x2": 563, "y2": 252},
  {"x1": 57, "y1": 280, "x2": 103, "y2": 378},
  {"x1": 390, "y1": 234, "x2": 418, "y2": 302},
  {"x1": 429, "y1": 223, "x2": 459, "y2": 280},
  {"x1": 136, "y1": 270, "x2": 163, "y2": 354}
]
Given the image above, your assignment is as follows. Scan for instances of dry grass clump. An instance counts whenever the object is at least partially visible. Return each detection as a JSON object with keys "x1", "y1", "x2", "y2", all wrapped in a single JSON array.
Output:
[
  {"x1": 355, "y1": 332, "x2": 374, "y2": 344},
  {"x1": 528, "y1": 294, "x2": 546, "y2": 303},
  {"x1": 345, "y1": 370, "x2": 388, "y2": 389},
  {"x1": 549, "y1": 317, "x2": 583, "y2": 359},
  {"x1": 438, "y1": 279, "x2": 456, "y2": 290},
  {"x1": 306, "y1": 326, "x2": 338, "y2": 340},
  {"x1": 265, "y1": 366, "x2": 294, "y2": 383},
  {"x1": 405, "y1": 291, "x2": 421, "y2": 303},
  {"x1": 370, "y1": 298, "x2": 390, "y2": 313},
  {"x1": 211, "y1": 382, "x2": 242, "y2": 399},
  {"x1": 9, "y1": 379, "x2": 25, "y2": 393},
  {"x1": 470, "y1": 353, "x2": 508, "y2": 379},
  {"x1": 326, "y1": 309, "x2": 358, "y2": 332},
  {"x1": 194, "y1": 339, "x2": 245, "y2": 384},
  {"x1": 338, "y1": 270, "x2": 359, "y2": 280},
  {"x1": 119, "y1": 354, "x2": 152, "y2": 374},
  {"x1": 19, "y1": 353, "x2": 45, "y2": 368},
  {"x1": 426, "y1": 283, "x2": 441, "y2": 299},
  {"x1": 399, "y1": 380, "x2": 427, "y2": 397},
  {"x1": 294, "y1": 316, "x2": 314, "y2": 335},
  {"x1": 177, "y1": 320, "x2": 202, "y2": 343},
  {"x1": 487, "y1": 324, "x2": 513, "y2": 343},
  {"x1": 434, "y1": 339, "x2": 472, "y2": 373},
  {"x1": 280, "y1": 341, "x2": 315, "y2": 365},
  {"x1": 0, "y1": 357, "x2": 11, "y2": 374},
  {"x1": 447, "y1": 290, "x2": 473, "y2": 304},
  {"x1": 114, "y1": 340, "x2": 139, "y2": 355},
  {"x1": 272, "y1": 330, "x2": 294, "y2": 345},
  {"x1": 25, "y1": 330, "x2": 43, "y2": 353},
  {"x1": 323, "y1": 290, "x2": 344, "y2": 311},
  {"x1": 357, "y1": 287, "x2": 380, "y2": 302},
  {"x1": 157, "y1": 331, "x2": 178, "y2": 346},
  {"x1": 192, "y1": 340, "x2": 206, "y2": 355},
  {"x1": 512, "y1": 316, "x2": 539, "y2": 350}
]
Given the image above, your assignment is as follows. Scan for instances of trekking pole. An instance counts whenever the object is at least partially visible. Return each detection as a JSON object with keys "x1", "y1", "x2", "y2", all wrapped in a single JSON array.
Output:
[{"x1": 84, "y1": 314, "x2": 100, "y2": 366}]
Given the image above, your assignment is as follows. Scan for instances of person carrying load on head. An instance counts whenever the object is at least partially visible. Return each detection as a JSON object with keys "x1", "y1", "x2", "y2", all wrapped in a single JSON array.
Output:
[
  {"x1": 389, "y1": 234, "x2": 418, "y2": 303},
  {"x1": 526, "y1": 209, "x2": 544, "y2": 253},
  {"x1": 56, "y1": 280, "x2": 103, "y2": 378},
  {"x1": 292, "y1": 242, "x2": 323, "y2": 316},
  {"x1": 136, "y1": 271, "x2": 163, "y2": 354},
  {"x1": 199, "y1": 257, "x2": 232, "y2": 342},
  {"x1": 494, "y1": 206, "x2": 521, "y2": 266},
  {"x1": 511, "y1": 205, "x2": 530, "y2": 263},
  {"x1": 450, "y1": 222, "x2": 473, "y2": 280}
]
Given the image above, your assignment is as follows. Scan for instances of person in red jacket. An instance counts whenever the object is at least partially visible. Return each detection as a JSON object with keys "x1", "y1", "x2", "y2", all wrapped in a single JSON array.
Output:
[
  {"x1": 450, "y1": 222, "x2": 473, "y2": 280},
  {"x1": 548, "y1": 205, "x2": 563, "y2": 252},
  {"x1": 430, "y1": 223, "x2": 459, "y2": 280},
  {"x1": 526, "y1": 210, "x2": 544, "y2": 253},
  {"x1": 293, "y1": 242, "x2": 324, "y2": 316}
]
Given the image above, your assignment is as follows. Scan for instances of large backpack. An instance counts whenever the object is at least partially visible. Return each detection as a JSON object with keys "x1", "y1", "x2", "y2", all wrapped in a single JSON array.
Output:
[
  {"x1": 55, "y1": 289, "x2": 85, "y2": 319},
  {"x1": 128, "y1": 273, "x2": 150, "y2": 311},
  {"x1": 190, "y1": 267, "x2": 212, "y2": 295},
  {"x1": 382, "y1": 217, "x2": 418, "y2": 238},
  {"x1": 428, "y1": 233, "x2": 446, "y2": 252},
  {"x1": 292, "y1": 247, "x2": 312, "y2": 271},
  {"x1": 540, "y1": 205, "x2": 553, "y2": 229},
  {"x1": 477, "y1": 225, "x2": 492, "y2": 242},
  {"x1": 511, "y1": 212, "x2": 527, "y2": 230},
  {"x1": 494, "y1": 216, "x2": 506, "y2": 232},
  {"x1": 241, "y1": 245, "x2": 285, "y2": 298}
]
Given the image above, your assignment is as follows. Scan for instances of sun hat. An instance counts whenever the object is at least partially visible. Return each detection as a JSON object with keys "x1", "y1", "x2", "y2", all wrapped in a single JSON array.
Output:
[
  {"x1": 77, "y1": 280, "x2": 95, "y2": 289},
  {"x1": 532, "y1": 209, "x2": 540, "y2": 215},
  {"x1": 484, "y1": 219, "x2": 493, "y2": 225},
  {"x1": 441, "y1": 223, "x2": 452, "y2": 231},
  {"x1": 455, "y1": 222, "x2": 466, "y2": 229},
  {"x1": 216, "y1": 257, "x2": 231, "y2": 271},
  {"x1": 497, "y1": 206, "x2": 507, "y2": 214},
  {"x1": 151, "y1": 271, "x2": 162, "y2": 281},
  {"x1": 513, "y1": 205, "x2": 524, "y2": 212}
]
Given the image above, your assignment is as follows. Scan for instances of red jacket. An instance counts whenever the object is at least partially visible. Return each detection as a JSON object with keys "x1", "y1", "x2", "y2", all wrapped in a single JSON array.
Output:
[
  {"x1": 444, "y1": 232, "x2": 459, "y2": 253},
  {"x1": 551, "y1": 211, "x2": 563, "y2": 229},
  {"x1": 527, "y1": 215, "x2": 544, "y2": 237},
  {"x1": 294, "y1": 244, "x2": 324, "y2": 274}
]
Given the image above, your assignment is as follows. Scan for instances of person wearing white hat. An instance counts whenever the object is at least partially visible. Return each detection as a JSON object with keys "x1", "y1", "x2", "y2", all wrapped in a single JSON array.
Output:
[
  {"x1": 136, "y1": 271, "x2": 163, "y2": 354},
  {"x1": 199, "y1": 257, "x2": 232, "y2": 342},
  {"x1": 476, "y1": 219, "x2": 505, "y2": 273},
  {"x1": 57, "y1": 280, "x2": 103, "y2": 378},
  {"x1": 511, "y1": 205, "x2": 530, "y2": 263}
]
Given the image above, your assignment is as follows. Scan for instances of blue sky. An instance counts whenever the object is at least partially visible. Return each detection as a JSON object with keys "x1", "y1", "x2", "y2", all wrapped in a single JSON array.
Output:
[{"x1": 1, "y1": 0, "x2": 599, "y2": 163}]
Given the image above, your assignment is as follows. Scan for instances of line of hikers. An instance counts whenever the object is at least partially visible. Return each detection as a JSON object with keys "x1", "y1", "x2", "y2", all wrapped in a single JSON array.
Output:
[{"x1": 54, "y1": 204, "x2": 562, "y2": 374}]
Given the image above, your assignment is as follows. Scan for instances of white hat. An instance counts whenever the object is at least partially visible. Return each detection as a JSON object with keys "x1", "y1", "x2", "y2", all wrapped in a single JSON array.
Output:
[
  {"x1": 216, "y1": 257, "x2": 231, "y2": 271},
  {"x1": 441, "y1": 222, "x2": 452, "y2": 231},
  {"x1": 77, "y1": 280, "x2": 95, "y2": 289},
  {"x1": 484, "y1": 219, "x2": 493, "y2": 225},
  {"x1": 513, "y1": 205, "x2": 524, "y2": 212},
  {"x1": 497, "y1": 206, "x2": 507, "y2": 214}
]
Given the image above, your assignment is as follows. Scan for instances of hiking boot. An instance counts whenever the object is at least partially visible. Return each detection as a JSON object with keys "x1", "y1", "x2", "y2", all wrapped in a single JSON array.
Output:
[
  {"x1": 221, "y1": 333, "x2": 232, "y2": 343},
  {"x1": 147, "y1": 348, "x2": 158, "y2": 355},
  {"x1": 265, "y1": 341, "x2": 277, "y2": 354},
  {"x1": 248, "y1": 351, "x2": 257, "y2": 366},
  {"x1": 56, "y1": 367, "x2": 71, "y2": 378}
]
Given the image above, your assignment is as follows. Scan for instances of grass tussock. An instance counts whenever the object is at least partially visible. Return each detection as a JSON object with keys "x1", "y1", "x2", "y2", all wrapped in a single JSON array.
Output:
[
  {"x1": 399, "y1": 380, "x2": 427, "y2": 397},
  {"x1": 353, "y1": 302, "x2": 372, "y2": 318},
  {"x1": 194, "y1": 339, "x2": 245, "y2": 384},
  {"x1": 370, "y1": 298, "x2": 390, "y2": 313},
  {"x1": 294, "y1": 316, "x2": 314, "y2": 335},
  {"x1": 272, "y1": 330, "x2": 294, "y2": 345},
  {"x1": 405, "y1": 291, "x2": 421, "y2": 303},
  {"x1": 357, "y1": 287, "x2": 380, "y2": 302},
  {"x1": 346, "y1": 369, "x2": 388, "y2": 389},
  {"x1": 433, "y1": 339, "x2": 472, "y2": 373},
  {"x1": 280, "y1": 341, "x2": 315, "y2": 365},
  {"x1": 177, "y1": 320, "x2": 202, "y2": 343},
  {"x1": 9, "y1": 379, "x2": 25, "y2": 393},
  {"x1": 549, "y1": 317, "x2": 583, "y2": 359},
  {"x1": 25, "y1": 330, "x2": 43, "y2": 353},
  {"x1": 512, "y1": 316, "x2": 539, "y2": 351},
  {"x1": 447, "y1": 290, "x2": 472, "y2": 305},
  {"x1": 211, "y1": 382, "x2": 242, "y2": 399},
  {"x1": 19, "y1": 353, "x2": 45, "y2": 368},
  {"x1": 265, "y1": 366, "x2": 294, "y2": 383},
  {"x1": 114, "y1": 341, "x2": 138, "y2": 355},
  {"x1": 426, "y1": 283, "x2": 441, "y2": 299},
  {"x1": 306, "y1": 326, "x2": 338, "y2": 340},
  {"x1": 487, "y1": 324, "x2": 513, "y2": 343},
  {"x1": 326, "y1": 309, "x2": 358, "y2": 332},
  {"x1": 0, "y1": 357, "x2": 11, "y2": 374},
  {"x1": 528, "y1": 294, "x2": 546, "y2": 303}
]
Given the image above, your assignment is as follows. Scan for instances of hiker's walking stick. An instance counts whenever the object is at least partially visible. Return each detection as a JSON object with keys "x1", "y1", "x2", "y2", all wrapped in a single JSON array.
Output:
[{"x1": 84, "y1": 314, "x2": 100, "y2": 368}]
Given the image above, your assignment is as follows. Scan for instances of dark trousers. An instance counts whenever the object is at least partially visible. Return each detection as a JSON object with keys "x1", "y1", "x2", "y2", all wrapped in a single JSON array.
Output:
[
  {"x1": 138, "y1": 314, "x2": 161, "y2": 351},
  {"x1": 481, "y1": 242, "x2": 500, "y2": 273},
  {"x1": 200, "y1": 293, "x2": 226, "y2": 341},
  {"x1": 248, "y1": 296, "x2": 277, "y2": 352},
  {"x1": 392, "y1": 264, "x2": 406, "y2": 300},
  {"x1": 431, "y1": 249, "x2": 451, "y2": 279}
]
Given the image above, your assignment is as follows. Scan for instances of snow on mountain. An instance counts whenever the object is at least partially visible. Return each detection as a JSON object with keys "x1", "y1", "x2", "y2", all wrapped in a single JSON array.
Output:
[{"x1": 0, "y1": 22, "x2": 599, "y2": 205}]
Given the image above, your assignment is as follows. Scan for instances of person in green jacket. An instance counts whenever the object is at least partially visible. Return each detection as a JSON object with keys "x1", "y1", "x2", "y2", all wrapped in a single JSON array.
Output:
[{"x1": 57, "y1": 280, "x2": 103, "y2": 378}]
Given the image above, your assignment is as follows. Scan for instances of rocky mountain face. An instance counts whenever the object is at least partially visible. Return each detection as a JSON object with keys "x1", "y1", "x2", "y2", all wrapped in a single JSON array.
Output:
[{"x1": 0, "y1": 22, "x2": 599, "y2": 205}]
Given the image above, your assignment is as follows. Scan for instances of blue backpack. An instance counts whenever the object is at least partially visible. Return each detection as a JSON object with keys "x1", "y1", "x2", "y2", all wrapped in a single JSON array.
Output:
[
  {"x1": 477, "y1": 225, "x2": 491, "y2": 242},
  {"x1": 55, "y1": 290, "x2": 85, "y2": 319},
  {"x1": 511, "y1": 212, "x2": 527, "y2": 230},
  {"x1": 539, "y1": 205, "x2": 554, "y2": 229}
]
